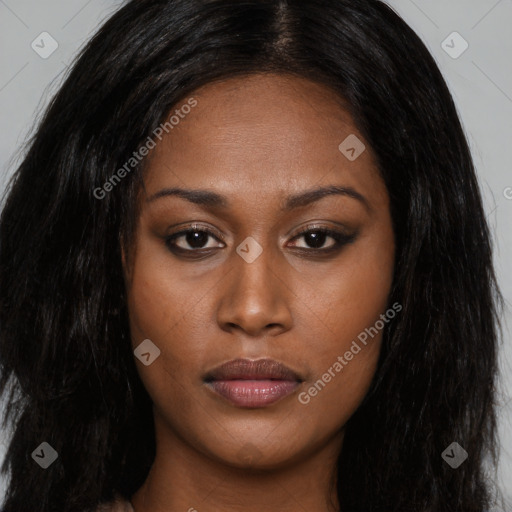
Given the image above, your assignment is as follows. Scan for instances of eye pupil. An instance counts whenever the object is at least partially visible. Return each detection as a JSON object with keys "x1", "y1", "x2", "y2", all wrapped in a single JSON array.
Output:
[
  {"x1": 187, "y1": 230, "x2": 209, "y2": 248},
  {"x1": 305, "y1": 231, "x2": 326, "y2": 248}
]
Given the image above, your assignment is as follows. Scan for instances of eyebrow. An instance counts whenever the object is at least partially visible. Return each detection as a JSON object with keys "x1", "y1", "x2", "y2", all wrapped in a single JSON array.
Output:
[{"x1": 146, "y1": 184, "x2": 370, "y2": 212}]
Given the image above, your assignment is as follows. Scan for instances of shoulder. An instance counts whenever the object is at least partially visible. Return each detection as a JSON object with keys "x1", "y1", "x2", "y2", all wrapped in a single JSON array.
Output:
[{"x1": 95, "y1": 495, "x2": 134, "y2": 512}]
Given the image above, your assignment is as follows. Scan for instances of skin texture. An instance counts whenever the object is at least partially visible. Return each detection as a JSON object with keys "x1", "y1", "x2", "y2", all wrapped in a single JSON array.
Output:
[{"x1": 124, "y1": 73, "x2": 395, "y2": 512}]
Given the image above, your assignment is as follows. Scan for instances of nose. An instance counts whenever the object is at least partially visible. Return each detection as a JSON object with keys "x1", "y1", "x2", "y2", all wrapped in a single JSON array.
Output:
[{"x1": 216, "y1": 244, "x2": 293, "y2": 337}]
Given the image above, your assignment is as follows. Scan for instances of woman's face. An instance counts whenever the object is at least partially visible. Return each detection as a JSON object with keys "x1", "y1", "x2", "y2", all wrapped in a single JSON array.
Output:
[{"x1": 123, "y1": 73, "x2": 395, "y2": 469}]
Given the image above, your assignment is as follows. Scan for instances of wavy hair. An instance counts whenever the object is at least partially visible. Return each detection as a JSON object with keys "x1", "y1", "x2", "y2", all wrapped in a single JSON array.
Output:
[{"x1": 0, "y1": 0, "x2": 503, "y2": 510}]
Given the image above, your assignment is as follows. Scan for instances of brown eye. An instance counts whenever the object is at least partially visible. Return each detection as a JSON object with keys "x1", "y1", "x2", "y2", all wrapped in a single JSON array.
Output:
[
  {"x1": 288, "y1": 227, "x2": 357, "y2": 252},
  {"x1": 166, "y1": 227, "x2": 224, "y2": 253}
]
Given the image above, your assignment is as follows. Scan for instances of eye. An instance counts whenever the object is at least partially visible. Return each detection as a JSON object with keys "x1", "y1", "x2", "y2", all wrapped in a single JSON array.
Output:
[
  {"x1": 288, "y1": 226, "x2": 357, "y2": 252},
  {"x1": 165, "y1": 225, "x2": 224, "y2": 253},
  {"x1": 165, "y1": 223, "x2": 357, "y2": 257}
]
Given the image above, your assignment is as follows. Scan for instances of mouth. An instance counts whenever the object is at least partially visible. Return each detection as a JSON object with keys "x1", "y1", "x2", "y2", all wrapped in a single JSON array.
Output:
[{"x1": 203, "y1": 358, "x2": 304, "y2": 408}]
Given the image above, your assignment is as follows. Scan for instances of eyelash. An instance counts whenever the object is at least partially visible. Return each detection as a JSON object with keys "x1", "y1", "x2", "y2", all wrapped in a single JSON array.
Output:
[{"x1": 165, "y1": 224, "x2": 357, "y2": 257}]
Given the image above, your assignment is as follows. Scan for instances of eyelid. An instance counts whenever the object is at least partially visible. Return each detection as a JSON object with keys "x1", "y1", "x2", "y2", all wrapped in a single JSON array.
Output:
[
  {"x1": 165, "y1": 222, "x2": 357, "y2": 255},
  {"x1": 167, "y1": 222, "x2": 225, "y2": 242},
  {"x1": 167, "y1": 222, "x2": 351, "y2": 242},
  {"x1": 287, "y1": 221, "x2": 355, "y2": 240},
  {"x1": 289, "y1": 222, "x2": 349, "y2": 237},
  {"x1": 164, "y1": 223, "x2": 226, "y2": 254},
  {"x1": 287, "y1": 223, "x2": 357, "y2": 249}
]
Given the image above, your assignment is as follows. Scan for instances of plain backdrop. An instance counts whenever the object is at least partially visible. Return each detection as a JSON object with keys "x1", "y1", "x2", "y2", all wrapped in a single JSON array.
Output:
[{"x1": 0, "y1": 0, "x2": 511, "y2": 507}]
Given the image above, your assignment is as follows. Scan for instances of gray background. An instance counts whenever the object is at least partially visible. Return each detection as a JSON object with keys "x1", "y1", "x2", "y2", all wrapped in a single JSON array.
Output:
[{"x1": 0, "y1": 0, "x2": 511, "y2": 506}]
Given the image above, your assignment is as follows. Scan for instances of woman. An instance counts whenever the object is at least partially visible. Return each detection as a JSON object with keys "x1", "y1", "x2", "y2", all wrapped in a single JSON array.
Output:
[{"x1": 0, "y1": 0, "x2": 504, "y2": 511}]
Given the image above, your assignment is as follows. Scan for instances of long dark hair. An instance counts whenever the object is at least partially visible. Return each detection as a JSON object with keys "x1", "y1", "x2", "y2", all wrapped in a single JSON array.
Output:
[{"x1": 0, "y1": 1, "x2": 503, "y2": 511}]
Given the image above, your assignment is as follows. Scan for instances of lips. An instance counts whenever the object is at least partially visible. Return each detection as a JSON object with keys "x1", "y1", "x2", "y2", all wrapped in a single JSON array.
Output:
[
  {"x1": 203, "y1": 358, "x2": 303, "y2": 408},
  {"x1": 204, "y1": 358, "x2": 303, "y2": 382}
]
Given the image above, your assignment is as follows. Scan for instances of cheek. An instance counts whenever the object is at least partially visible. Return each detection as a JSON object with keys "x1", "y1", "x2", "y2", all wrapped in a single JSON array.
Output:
[
  {"x1": 294, "y1": 224, "x2": 394, "y2": 424},
  {"x1": 125, "y1": 234, "x2": 195, "y2": 342},
  {"x1": 126, "y1": 268, "x2": 201, "y2": 425},
  {"x1": 295, "y1": 220, "x2": 394, "y2": 351},
  {"x1": 125, "y1": 240, "x2": 199, "y2": 404}
]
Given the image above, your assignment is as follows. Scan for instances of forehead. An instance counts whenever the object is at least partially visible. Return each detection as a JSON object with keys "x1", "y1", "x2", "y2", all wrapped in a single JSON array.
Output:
[{"x1": 142, "y1": 73, "x2": 383, "y2": 206}]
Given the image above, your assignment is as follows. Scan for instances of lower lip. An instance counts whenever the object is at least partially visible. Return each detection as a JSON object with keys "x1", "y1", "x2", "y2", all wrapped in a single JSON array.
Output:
[{"x1": 206, "y1": 379, "x2": 300, "y2": 408}]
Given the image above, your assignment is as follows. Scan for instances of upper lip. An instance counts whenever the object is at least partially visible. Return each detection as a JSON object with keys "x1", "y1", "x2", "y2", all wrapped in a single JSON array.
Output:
[{"x1": 204, "y1": 358, "x2": 303, "y2": 382}]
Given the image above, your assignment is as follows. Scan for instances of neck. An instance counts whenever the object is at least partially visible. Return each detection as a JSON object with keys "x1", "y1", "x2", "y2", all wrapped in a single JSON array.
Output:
[{"x1": 131, "y1": 410, "x2": 343, "y2": 512}]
